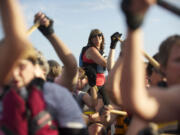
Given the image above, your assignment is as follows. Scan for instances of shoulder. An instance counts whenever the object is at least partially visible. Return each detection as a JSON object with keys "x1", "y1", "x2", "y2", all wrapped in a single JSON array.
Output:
[
  {"x1": 43, "y1": 82, "x2": 76, "y2": 107},
  {"x1": 87, "y1": 46, "x2": 97, "y2": 52},
  {"x1": 86, "y1": 46, "x2": 100, "y2": 56},
  {"x1": 43, "y1": 82, "x2": 72, "y2": 97}
]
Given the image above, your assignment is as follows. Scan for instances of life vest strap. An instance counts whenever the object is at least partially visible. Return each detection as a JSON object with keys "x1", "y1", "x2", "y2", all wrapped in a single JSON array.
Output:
[{"x1": 29, "y1": 110, "x2": 54, "y2": 134}]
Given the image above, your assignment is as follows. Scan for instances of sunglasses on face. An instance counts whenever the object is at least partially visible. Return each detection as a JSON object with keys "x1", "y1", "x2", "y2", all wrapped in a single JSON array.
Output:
[{"x1": 91, "y1": 33, "x2": 102, "y2": 38}]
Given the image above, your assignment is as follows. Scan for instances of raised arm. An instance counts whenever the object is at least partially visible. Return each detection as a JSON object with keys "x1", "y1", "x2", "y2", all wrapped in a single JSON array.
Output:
[
  {"x1": 34, "y1": 12, "x2": 78, "y2": 91},
  {"x1": 107, "y1": 49, "x2": 115, "y2": 71},
  {"x1": 0, "y1": 0, "x2": 32, "y2": 85},
  {"x1": 105, "y1": 34, "x2": 124, "y2": 106},
  {"x1": 47, "y1": 34, "x2": 78, "y2": 91},
  {"x1": 107, "y1": 32, "x2": 122, "y2": 71},
  {"x1": 120, "y1": 0, "x2": 159, "y2": 120},
  {"x1": 120, "y1": 0, "x2": 180, "y2": 122},
  {"x1": 105, "y1": 54, "x2": 123, "y2": 106}
]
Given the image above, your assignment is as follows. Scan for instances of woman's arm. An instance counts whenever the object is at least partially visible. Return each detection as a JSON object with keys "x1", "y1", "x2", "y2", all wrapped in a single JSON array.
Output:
[
  {"x1": 107, "y1": 49, "x2": 116, "y2": 72},
  {"x1": 107, "y1": 32, "x2": 122, "y2": 72},
  {"x1": 86, "y1": 47, "x2": 107, "y2": 67},
  {"x1": 34, "y1": 12, "x2": 78, "y2": 92},
  {"x1": 47, "y1": 34, "x2": 78, "y2": 92}
]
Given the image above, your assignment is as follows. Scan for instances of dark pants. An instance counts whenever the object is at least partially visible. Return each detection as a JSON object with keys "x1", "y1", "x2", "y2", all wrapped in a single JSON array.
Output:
[{"x1": 97, "y1": 85, "x2": 110, "y2": 105}]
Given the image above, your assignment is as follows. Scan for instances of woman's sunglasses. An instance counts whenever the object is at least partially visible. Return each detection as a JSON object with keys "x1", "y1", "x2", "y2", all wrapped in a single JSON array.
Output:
[{"x1": 91, "y1": 33, "x2": 102, "y2": 38}]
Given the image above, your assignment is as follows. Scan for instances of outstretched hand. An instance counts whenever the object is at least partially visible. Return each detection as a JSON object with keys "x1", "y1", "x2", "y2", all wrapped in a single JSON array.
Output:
[{"x1": 34, "y1": 12, "x2": 54, "y2": 36}]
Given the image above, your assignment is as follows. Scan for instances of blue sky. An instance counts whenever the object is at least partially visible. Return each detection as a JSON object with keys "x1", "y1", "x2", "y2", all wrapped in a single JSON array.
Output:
[{"x1": 1, "y1": 0, "x2": 180, "y2": 65}]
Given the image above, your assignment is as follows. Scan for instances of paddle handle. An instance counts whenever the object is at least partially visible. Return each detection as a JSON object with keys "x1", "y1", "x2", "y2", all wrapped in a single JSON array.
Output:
[
  {"x1": 110, "y1": 110, "x2": 127, "y2": 116},
  {"x1": 26, "y1": 21, "x2": 40, "y2": 36}
]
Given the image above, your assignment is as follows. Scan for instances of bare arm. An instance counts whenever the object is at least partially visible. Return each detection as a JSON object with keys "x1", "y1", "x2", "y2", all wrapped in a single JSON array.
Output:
[
  {"x1": 107, "y1": 32, "x2": 122, "y2": 72},
  {"x1": 34, "y1": 12, "x2": 78, "y2": 91},
  {"x1": 86, "y1": 47, "x2": 107, "y2": 67},
  {"x1": 82, "y1": 86, "x2": 98, "y2": 109},
  {"x1": 121, "y1": 27, "x2": 163, "y2": 121},
  {"x1": 120, "y1": 0, "x2": 180, "y2": 122},
  {"x1": 105, "y1": 33, "x2": 125, "y2": 105},
  {"x1": 107, "y1": 49, "x2": 115, "y2": 72},
  {"x1": 105, "y1": 55, "x2": 123, "y2": 106},
  {"x1": 126, "y1": 116, "x2": 149, "y2": 135},
  {"x1": 0, "y1": 0, "x2": 32, "y2": 85},
  {"x1": 47, "y1": 34, "x2": 78, "y2": 92}
]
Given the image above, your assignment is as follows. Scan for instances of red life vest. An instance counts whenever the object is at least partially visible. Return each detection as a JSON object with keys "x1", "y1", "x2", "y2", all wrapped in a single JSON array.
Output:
[
  {"x1": 1, "y1": 79, "x2": 59, "y2": 135},
  {"x1": 80, "y1": 46, "x2": 106, "y2": 86},
  {"x1": 1, "y1": 89, "x2": 28, "y2": 135}
]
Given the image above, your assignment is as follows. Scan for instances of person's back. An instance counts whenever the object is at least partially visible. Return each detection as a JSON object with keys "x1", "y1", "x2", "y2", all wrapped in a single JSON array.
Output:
[{"x1": 43, "y1": 81, "x2": 86, "y2": 128}]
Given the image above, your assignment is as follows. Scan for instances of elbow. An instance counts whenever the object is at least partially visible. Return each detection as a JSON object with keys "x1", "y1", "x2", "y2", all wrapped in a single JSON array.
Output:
[
  {"x1": 70, "y1": 55, "x2": 77, "y2": 67},
  {"x1": 8, "y1": 38, "x2": 33, "y2": 59},
  {"x1": 97, "y1": 60, "x2": 106, "y2": 68},
  {"x1": 64, "y1": 55, "x2": 78, "y2": 76},
  {"x1": 71, "y1": 62, "x2": 78, "y2": 76},
  {"x1": 103, "y1": 61, "x2": 107, "y2": 68}
]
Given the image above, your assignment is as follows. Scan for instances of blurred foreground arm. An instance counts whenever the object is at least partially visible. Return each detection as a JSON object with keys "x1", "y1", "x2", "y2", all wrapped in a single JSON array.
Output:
[
  {"x1": 0, "y1": 0, "x2": 33, "y2": 85},
  {"x1": 121, "y1": 0, "x2": 180, "y2": 122}
]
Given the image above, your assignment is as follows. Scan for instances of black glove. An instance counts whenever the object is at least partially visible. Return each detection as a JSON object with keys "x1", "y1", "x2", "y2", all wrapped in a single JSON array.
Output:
[
  {"x1": 37, "y1": 16, "x2": 54, "y2": 36},
  {"x1": 121, "y1": 0, "x2": 145, "y2": 30},
  {"x1": 84, "y1": 66, "x2": 96, "y2": 87},
  {"x1": 110, "y1": 32, "x2": 122, "y2": 49}
]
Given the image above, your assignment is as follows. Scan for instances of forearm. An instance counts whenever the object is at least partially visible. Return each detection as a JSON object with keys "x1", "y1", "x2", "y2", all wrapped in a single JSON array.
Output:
[
  {"x1": 0, "y1": 0, "x2": 32, "y2": 85},
  {"x1": 108, "y1": 32, "x2": 122, "y2": 72},
  {"x1": 105, "y1": 55, "x2": 123, "y2": 106},
  {"x1": 0, "y1": 0, "x2": 27, "y2": 40},
  {"x1": 107, "y1": 49, "x2": 115, "y2": 72},
  {"x1": 47, "y1": 33, "x2": 78, "y2": 91},
  {"x1": 47, "y1": 34, "x2": 77, "y2": 70},
  {"x1": 0, "y1": 0, "x2": 30, "y2": 53},
  {"x1": 120, "y1": 0, "x2": 159, "y2": 121},
  {"x1": 121, "y1": 29, "x2": 146, "y2": 112}
]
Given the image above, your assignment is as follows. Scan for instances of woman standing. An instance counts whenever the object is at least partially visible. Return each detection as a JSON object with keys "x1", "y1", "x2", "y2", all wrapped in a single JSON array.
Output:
[{"x1": 80, "y1": 29, "x2": 109, "y2": 106}]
